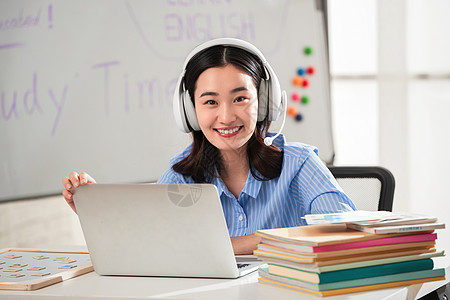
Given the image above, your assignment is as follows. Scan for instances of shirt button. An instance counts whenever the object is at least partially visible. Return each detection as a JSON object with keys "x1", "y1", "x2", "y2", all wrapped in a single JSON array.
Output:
[{"x1": 238, "y1": 215, "x2": 243, "y2": 221}]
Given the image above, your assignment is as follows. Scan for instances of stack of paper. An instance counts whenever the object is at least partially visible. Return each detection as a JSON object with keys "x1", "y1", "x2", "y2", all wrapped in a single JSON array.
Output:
[
  {"x1": 254, "y1": 220, "x2": 446, "y2": 297},
  {"x1": 346, "y1": 212, "x2": 445, "y2": 234}
]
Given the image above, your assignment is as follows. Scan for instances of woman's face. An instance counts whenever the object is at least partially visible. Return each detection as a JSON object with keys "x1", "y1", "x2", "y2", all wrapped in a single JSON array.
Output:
[{"x1": 194, "y1": 64, "x2": 258, "y2": 156}]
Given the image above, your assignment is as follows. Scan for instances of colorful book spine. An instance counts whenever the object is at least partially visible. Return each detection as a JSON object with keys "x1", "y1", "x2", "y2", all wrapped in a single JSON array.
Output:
[
  {"x1": 261, "y1": 251, "x2": 445, "y2": 273},
  {"x1": 314, "y1": 232, "x2": 437, "y2": 252},
  {"x1": 259, "y1": 266, "x2": 446, "y2": 292},
  {"x1": 268, "y1": 258, "x2": 434, "y2": 284},
  {"x1": 254, "y1": 246, "x2": 437, "y2": 266},
  {"x1": 259, "y1": 275, "x2": 446, "y2": 297},
  {"x1": 257, "y1": 240, "x2": 436, "y2": 259},
  {"x1": 262, "y1": 232, "x2": 437, "y2": 253}
]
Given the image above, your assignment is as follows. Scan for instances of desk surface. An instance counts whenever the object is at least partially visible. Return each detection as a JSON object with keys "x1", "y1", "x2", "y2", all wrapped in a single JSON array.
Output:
[{"x1": 0, "y1": 264, "x2": 448, "y2": 300}]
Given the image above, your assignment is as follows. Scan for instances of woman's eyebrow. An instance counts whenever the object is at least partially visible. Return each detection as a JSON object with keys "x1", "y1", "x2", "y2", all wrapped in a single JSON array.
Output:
[
  {"x1": 230, "y1": 87, "x2": 248, "y2": 94},
  {"x1": 199, "y1": 87, "x2": 249, "y2": 97},
  {"x1": 199, "y1": 91, "x2": 219, "y2": 97}
]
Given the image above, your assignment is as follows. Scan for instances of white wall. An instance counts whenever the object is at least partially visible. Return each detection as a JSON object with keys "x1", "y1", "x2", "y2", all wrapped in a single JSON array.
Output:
[{"x1": 328, "y1": 0, "x2": 450, "y2": 265}]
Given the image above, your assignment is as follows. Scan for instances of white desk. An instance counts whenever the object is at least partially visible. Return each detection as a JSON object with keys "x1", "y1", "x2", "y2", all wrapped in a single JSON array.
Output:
[{"x1": 0, "y1": 265, "x2": 448, "y2": 300}]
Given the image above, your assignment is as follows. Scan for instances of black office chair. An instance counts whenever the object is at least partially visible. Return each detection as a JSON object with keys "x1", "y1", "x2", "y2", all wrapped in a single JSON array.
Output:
[{"x1": 327, "y1": 166, "x2": 395, "y2": 212}]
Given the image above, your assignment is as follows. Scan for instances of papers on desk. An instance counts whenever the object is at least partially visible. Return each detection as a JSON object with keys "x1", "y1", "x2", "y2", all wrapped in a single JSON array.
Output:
[
  {"x1": 303, "y1": 211, "x2": 446, "y2": 234},
  {"x1": 254, "y1": 211, "x2": 446, "y2": 297},
  {"x1": 303, "y1": 210, "x2": 393, "y2": 225}
]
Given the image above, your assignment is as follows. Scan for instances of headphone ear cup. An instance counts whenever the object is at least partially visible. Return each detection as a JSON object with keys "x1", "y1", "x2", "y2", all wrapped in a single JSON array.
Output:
[
  {"x1": 183, "y1": 91, "x2": 201, "y2": 131},
  {"x1": 258, "y1": 64, "x2": 283, "y2": 122},
  {"x1": 258, "y1": 79, "x2": 270, "y2": 122},
  {"x1": 264, "y1": 64, "x2": 282, "y2": 122},
  {"x1": 173, "y1": 88, "x2": 189, "y2": 133}
]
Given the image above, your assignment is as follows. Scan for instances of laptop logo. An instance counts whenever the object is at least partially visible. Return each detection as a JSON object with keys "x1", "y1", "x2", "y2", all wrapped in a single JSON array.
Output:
[{"x1": 167, "y1": 185, "x2": 202, "y2": 207}]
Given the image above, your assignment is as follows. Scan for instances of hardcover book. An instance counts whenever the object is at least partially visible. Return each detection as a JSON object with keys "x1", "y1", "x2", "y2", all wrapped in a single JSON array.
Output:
[
  {"x1": 258, "y1": 266, "x2": 445, "y2": 293},
  {"x1": 267, "y1": 258, "x2": 434, "y2": 284},
  {"x1": 258, "y1": 251, "x2": 445, "y2": 273}
]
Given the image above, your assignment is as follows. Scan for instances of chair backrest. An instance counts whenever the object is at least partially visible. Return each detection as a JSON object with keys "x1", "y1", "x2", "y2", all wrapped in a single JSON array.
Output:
[{"x1": 327, "y1": 166, "x2": 395, "y2": 211}]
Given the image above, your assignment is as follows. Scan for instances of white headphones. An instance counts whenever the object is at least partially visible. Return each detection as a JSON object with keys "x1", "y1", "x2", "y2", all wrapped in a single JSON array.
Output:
[{"x1": 173, "y1": 38, "x2": 286, "y2": 142}]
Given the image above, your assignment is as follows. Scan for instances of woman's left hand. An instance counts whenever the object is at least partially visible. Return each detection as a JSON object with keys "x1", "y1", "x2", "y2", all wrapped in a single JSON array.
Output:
[{"x1": 230, "y1": 234, "x2": 261, "y2": 255}]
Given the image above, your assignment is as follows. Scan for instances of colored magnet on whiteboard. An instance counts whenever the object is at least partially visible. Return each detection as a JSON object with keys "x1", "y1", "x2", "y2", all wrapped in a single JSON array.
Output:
[
  {"x1": 307, "y1": 66, "x2": 315, "y2": 75},
  {"x1": 295, "y1": 113, "x2": 303, "y2": 122},
  {"x1": 292, "y1": 75, "x2": 303, "y2": 86},
  {"x1": 301, "y1": 96, "x2": 310, "y2": 104},
  {"x1": 287, "y1": 106, "x2": 298, "y2": 117},
  {"x1": 297, "y1": 68, "x2": 306, "y2": 76},
  {"x1": 291, "y1": 92, "x2": 300, "y2": 101},
  {"x1": 302, "y1": 79, "x2": 309, "y2": 88},
  {"x1": 304, "y1": 46, "x2": 313, "y2": 55}
]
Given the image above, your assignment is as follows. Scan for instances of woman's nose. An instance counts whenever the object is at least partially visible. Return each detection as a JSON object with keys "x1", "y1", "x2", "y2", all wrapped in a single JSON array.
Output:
[{"x1": 218, "y1": 103, "x2": 236, "y2": 124}]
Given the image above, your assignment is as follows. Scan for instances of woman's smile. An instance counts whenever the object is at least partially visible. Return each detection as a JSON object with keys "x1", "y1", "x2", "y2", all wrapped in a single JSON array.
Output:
[{"x1": 214, "y1": 126, "x2": 243, "y2": 137}]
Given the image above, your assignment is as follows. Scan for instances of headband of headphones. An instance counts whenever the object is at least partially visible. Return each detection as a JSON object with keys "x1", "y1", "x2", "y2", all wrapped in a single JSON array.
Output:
[{"x1": 173, "y1": 38, "x2": 283, "y2": 133}]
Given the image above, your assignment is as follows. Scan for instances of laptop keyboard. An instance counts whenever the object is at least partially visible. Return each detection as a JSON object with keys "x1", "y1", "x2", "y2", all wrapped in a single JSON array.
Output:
[{"x1": 237, "y1": 263, "x2": 250, "y2": 269}]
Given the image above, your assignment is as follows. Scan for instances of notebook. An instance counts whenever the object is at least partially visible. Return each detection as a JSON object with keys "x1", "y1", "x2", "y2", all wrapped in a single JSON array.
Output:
[{"x1": 73, "y1": 183, "x2": 260, "y2": 278}]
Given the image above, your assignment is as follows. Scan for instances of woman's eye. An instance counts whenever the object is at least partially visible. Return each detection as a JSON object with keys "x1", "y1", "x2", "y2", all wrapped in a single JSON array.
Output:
[
  {"x1": 234, "y1": 96, "x2": 247, "y2": 103},
  {"x1": 205, "y1": 100, "x2": 216, "y2": 105}
]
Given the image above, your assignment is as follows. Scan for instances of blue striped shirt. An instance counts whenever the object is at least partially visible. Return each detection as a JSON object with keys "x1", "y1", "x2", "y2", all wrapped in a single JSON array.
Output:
[{"x1": 157, "y1": 134, "x2": 356, "y2": 237}]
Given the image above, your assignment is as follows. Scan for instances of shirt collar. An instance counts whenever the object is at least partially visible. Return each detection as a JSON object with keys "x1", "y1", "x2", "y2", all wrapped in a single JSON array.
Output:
[
  {"x1": 242, "y1": 168, "x2": 262, "y2": 199},
  {"x1": 211, "y1": 175, "x2": 232, "y2": 198}
]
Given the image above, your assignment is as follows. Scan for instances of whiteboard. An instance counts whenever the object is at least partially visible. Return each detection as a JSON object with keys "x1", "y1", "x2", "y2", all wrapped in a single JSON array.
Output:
[{"x1": 0, "y1": 0, "x2": 334, "y2": 201}]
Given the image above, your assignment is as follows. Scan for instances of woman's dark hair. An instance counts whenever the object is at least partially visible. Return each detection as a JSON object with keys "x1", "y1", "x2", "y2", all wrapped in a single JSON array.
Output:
[{"x1": 172, "y1": 45, "x2": 283, "y2": 183}]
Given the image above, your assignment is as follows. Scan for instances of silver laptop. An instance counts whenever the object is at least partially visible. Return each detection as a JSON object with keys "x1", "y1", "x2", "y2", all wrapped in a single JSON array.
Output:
[{"x1": 73, "y1": 183, "x2": 260, "y2": 278}]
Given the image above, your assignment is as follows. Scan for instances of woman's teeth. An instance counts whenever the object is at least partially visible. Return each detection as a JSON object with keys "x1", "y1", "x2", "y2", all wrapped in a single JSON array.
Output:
[{"x1": 216, "y1": 127, "x2": 241, "y2": 134}]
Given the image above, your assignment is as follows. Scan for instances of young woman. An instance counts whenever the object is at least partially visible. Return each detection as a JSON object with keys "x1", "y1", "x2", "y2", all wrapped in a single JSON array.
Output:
[{"x1": 62, "y1": 38, "x2": 356, "y2": 255}]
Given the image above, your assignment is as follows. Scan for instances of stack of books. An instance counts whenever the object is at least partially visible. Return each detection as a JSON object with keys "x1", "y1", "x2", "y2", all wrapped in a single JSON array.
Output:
[{"x1": 254, "y1": 212, "x2": 446, "y2": 297}]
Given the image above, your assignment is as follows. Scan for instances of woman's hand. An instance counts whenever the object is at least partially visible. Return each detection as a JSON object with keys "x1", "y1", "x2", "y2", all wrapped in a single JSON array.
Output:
[
  {"x1": 62, "y1": 172, "x2": 96, "y2": 214},
  {"x1": 230, "y1": 234, "x2": 261, "y2": 255}
]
